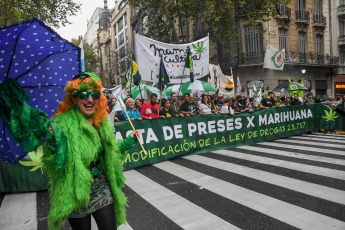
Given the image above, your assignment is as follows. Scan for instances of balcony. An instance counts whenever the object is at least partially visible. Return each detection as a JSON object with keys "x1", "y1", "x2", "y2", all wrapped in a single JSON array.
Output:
[
  {"x1": 285, "y1": 51, "x2": 339, "y2": 66},
  {"x1": 241, "y1": 53, "x2": 264, "y2": 64},
  {"x1": 313, "y1": 15, "x2": 326, "y2": 28},
  {"x1": 276, "y1": 5, "x2": 291, "y2": 20},
  {"x1": 338, "y1": 5, "x2": 345, "y2": 18},
  {"x1": 227, "y1": 51, "x2": 339, "y2": 67},
  {"x1": 338, "y1": 35, "x2": 345, "y2": 47},
  {"x1": 295, "y1": 10, "x2": 310, "y2": 25}
]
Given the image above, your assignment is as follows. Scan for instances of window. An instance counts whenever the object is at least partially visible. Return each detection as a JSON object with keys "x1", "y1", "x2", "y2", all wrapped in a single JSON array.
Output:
[
  {"x1": 296, "y1": 0, "x2": 306, "y2": 20},
  {"x1": 143, "y1": 16, "x2": 148, "y2": 35},
  {"x1": 340, "y1": 51, "x2": 345, "y2": 66},
  {"x1": 179, "y1": 19, "x2": 187, "y2": 40},
  {"x1": 104, "y1": 46, "x2": 107, "y2": 56},
  {"x1": 297, "y1": 0, "x2": 305, "y2": 12},
  {"x1": 298, "y1": 32, "x2": 306, "y2": 62},
  {"x1": 244, "y1": 25, "x2": 264, "y2": 62},
  {"x1": 117, "y1": 17, "x2": 123, "y2": 32},
  {"x1": 340, "y1": 19, "x2": 345, "y2": 36},
  {"x1": 315, "y1": 0, "x2": 321, "y2": 16},
  {"x1": 119, "y1": 32, "x2": 124, "y2": 46},
  {"x1": 279, "y1": 28, "x2": 288, "y2": 51},
  {"x1": 341, "y1": 0, "x2": 345, "y2": 5},
  {"x1": 316, "y1": 35, "x2": 323, "y2": 63}
]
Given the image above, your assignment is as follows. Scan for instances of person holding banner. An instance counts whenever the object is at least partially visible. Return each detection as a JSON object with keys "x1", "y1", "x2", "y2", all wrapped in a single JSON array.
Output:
[
  {"x1": 180, "y1": 93, "x2": 202, "y2": 116},
  {"x1": 260, "y1": 91, "x2": 275, "y2": 109},
  {"x1": 199, "y1": 94, "x2": 220, "y2": 115},
  {"x1": 170, "y1": 93, "x2": 184, "y2": 117},
  {"x1": 160, "y1": 99, "x2": 174, "y2": 118},
  {"x1": 120, "y1": 98, "x2": 143, "y2": 121},
  {"x1": 45, "y1": 72, "x2": 138, "y2": 230},
  {"x1": 141, "y1": 93, "x2": 160, "y2": 119}
]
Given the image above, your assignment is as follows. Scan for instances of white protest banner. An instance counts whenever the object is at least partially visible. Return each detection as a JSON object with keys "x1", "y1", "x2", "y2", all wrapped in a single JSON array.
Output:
[
  {"x1": 134, "y1": 33, "x2": 209, "y2": 84},
  {"x1": 218, "y1": 74, "x2": 234, "y2": 96},
  {"x1": 263, "y1": 45, "x2": 285, "y2": 70}
]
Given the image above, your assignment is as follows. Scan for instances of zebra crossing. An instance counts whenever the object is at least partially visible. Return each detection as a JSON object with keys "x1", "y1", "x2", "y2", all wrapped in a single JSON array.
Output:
[{"x1": 1, "y1": 132, "x2": 344, "y2": 229}]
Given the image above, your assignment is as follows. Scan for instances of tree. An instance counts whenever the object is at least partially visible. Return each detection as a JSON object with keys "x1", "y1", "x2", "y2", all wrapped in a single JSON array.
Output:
[
  {"x1": 71, "y1": 36, "x2": 100, "y2": 75},
  {"x1": 0, "y1": 0, "x2": 81, "y2": 28},
  {"x1": 127, "y1": 0, "x2": 290, "y2": 44}
]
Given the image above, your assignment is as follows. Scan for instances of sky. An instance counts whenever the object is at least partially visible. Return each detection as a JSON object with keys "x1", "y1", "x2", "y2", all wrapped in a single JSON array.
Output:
[{"x1": 54, "y1": 0, "x2": 115, "y2": 41}]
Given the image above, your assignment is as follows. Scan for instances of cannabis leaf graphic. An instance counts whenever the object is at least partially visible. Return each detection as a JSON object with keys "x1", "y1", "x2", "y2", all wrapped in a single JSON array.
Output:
[
  {"x1": 322, "y1": 109, "x2": 339, "y2": 122},
  {"x1": 192, "y1": 41, "x2": 206, "y2": 54},
  {"x1": 19, "y1": 145, "x2": 44, "y2": 174}
]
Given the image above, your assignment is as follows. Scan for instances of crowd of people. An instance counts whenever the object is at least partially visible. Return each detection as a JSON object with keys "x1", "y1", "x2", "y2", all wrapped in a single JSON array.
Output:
[{"x1": 106, "y1": 91, "x2": 345, "y2": 121}]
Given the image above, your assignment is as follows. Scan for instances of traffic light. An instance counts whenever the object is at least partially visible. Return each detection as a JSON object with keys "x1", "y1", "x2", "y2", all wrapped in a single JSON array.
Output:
[{"x1": 111, "y1": 79, "x2": 115, "y2": 87}]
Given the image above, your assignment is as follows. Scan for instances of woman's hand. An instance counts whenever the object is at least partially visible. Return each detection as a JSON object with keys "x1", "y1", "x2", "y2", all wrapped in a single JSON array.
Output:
[
  {"x1": 138, "y1": 117, "x2": 142, "y2": 121},
  {"x1": 131, "y1": 118, "x2": 135, "y2": 121},
  {"x1": 130, "y1": 130, "x2": 139, "y2": 138},
  {"x1": 161, "y1": 115, "x2": 165, "y2": 118},
  {"x1": 48, "y1": 125, "x2": 54, "y2": 136}
]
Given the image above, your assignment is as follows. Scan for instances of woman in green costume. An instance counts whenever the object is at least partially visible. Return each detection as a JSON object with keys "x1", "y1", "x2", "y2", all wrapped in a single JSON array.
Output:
[{"x1": 44, "y1": 72, "x2": 138, "y2": 230}]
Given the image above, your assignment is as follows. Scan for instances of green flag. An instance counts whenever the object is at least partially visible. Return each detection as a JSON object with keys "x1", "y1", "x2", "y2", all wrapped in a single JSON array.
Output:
[
  {"x1": 132, "y1": 52, "x2": 141, "y2": 86},
  {"x1": 158, "y1": 55, "x2": 170, "y2": 91},
  {"x1": 184, "y1": 46, "x2": 194, "y2": 83}
]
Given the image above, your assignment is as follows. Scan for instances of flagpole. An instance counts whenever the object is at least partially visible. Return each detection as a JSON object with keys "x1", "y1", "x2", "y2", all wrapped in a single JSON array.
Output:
[
  {"x1": 138, "y1": 84, "x2": 144, "y2": 100},
  {"x1": 260, "y1": 67, "x2": 265, "y2": 94},
  {"x1": 177, "y1": 47, "x2": 189, "y2": 97},
  {"x1": 117, "y1": 96, "x2": 147, "y2": 155},
  {"x1": 280, "y1": 69, "x2": 284, "y2": 85}
]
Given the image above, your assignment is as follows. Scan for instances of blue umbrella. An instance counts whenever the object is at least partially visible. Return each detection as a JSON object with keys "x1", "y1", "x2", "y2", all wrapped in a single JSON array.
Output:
[{"x1": 0, "y1": 18, "x2": 81, "y2": 163}]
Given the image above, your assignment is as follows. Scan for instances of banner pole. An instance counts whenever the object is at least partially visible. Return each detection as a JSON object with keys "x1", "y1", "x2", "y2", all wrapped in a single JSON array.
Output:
[
  {"x1": 138, "y1": 84, "x2": 144, "y2": 100},
  {"x1": 260, "y1": 67, "x2": 265, "y2": 94},
  {"x1": 118, "y1": 96, "x2": 147, "y2": 155},
  {"x1": 177, "y1": 48, "x2": 188, "y2": 97},
  {"x1": 280, "y1": 69, "x2": 284, "y2": 85}
]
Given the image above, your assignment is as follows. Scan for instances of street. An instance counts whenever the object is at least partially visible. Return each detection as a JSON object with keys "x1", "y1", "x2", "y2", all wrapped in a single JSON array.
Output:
[{"x1": 1, "y1": 132, "x2": 345, "y2": 230}]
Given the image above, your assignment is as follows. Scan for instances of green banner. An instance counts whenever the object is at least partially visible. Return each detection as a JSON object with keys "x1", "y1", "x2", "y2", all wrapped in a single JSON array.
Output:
[{"x1": 1, "y1": 104, "x2": 344, "y2": 193}]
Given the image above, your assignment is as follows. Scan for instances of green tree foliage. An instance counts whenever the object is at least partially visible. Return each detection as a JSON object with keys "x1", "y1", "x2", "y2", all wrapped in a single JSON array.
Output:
[
  {"x1": 127, "y1": 0, "x2": 290, "y2": 44},
  {"x1": 0, "y1": 0, "x2": 81, "y2": 28},
  {"x1": 71, "y1": 36, "x2": 100, "y2": 74}
]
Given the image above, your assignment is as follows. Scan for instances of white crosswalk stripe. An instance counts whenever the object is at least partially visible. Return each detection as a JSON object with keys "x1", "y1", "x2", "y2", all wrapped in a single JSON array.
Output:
[
  {"x1": 290, "y1": 135, "x2": 345, "y2": 143},
  {"x1": 1, "y1": 133, "x2": 344, "y2": 229},
  {"x1": 184, "y1": 154, "x2": 345, "y2": 205},
  {"x1": 237, "y1": 145, "x2": 345, "y2": 165}
]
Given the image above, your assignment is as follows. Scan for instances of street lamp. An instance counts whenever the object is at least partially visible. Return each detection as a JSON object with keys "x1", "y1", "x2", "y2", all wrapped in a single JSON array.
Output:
[{"x1": 301, "y1": 69, "x2": 306, "y2": 74}]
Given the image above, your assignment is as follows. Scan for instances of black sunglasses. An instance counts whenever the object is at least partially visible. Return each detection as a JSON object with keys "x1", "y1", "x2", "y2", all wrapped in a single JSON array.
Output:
[{"x1": 76, "y1": 91, "x2": 101, "y2": 100}]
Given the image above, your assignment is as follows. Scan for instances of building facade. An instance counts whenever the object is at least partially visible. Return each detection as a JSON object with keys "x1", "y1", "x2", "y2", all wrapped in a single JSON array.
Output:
[
  {"x1": 84, "y1": 7, "x2": 104, "y2": 55},
  {"x1": 330, "y1": 0, "x2": 345, "y2": 96},
  {"x1": 219, "y1": 0, "x2": 339, "y2": 97},
  {"x1": 98, "y1": 0, "x2": 132, "y2": 87}
]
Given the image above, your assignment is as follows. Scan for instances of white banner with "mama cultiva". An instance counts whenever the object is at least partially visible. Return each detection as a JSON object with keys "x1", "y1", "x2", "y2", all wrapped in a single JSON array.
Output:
[{"x1": 134, "y1": 33, "x2": 209, "y2": 84}]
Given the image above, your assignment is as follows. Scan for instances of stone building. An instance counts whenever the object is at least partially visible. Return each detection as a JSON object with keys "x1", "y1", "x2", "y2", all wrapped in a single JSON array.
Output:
[
  {"x1": 221, "y1": 0, "x2": 339, "y2": 97},
  {"x1": 330, "y1": 0, "x2": 345, "y2": 96},
  {"x1": 98, "y1": 0, "x2": 132, "y2": 87},
  {"x1": 84, "y1": 7, "x2": 103, "y2": 55}
]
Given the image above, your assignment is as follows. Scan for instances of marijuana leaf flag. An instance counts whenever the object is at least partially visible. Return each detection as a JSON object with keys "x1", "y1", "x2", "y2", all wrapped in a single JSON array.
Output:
[
  {"x1": 158, "y1": 55, "x2": 170, "y2": 91},
  {"x1": 185, "y1": 46, "x2": 194, "y2": 83},
  {"x1": 132, "y1": 52, "x2": 141, "y2": 86},
  {"x1": 263, "y1": 45, "x2": 285, "y2": 70}
]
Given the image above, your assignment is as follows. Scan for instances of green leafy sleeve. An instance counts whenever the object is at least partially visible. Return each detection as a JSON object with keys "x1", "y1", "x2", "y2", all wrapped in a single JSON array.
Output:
[{"x1": 120, "y1": 135, "x2": 137, "y2": 153}]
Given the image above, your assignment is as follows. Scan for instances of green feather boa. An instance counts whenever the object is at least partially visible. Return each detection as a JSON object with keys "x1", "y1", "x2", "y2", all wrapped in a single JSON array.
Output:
[{"x1": 43, "y1": 109, "x2": 129, "y2": 229}]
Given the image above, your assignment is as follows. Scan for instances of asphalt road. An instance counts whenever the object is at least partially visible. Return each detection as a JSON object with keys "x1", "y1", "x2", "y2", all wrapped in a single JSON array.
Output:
[{"x1": 1, "y1": 132, "x2": 345, "y2": 230}]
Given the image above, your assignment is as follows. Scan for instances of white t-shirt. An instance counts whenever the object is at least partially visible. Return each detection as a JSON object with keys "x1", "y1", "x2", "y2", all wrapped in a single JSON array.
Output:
[
  {"x1": 199, "y1": 103, "x2": 212, "y2": 114},
  {"x1": 221, "y1": 105, "x2": 234, "y2": 115}
]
